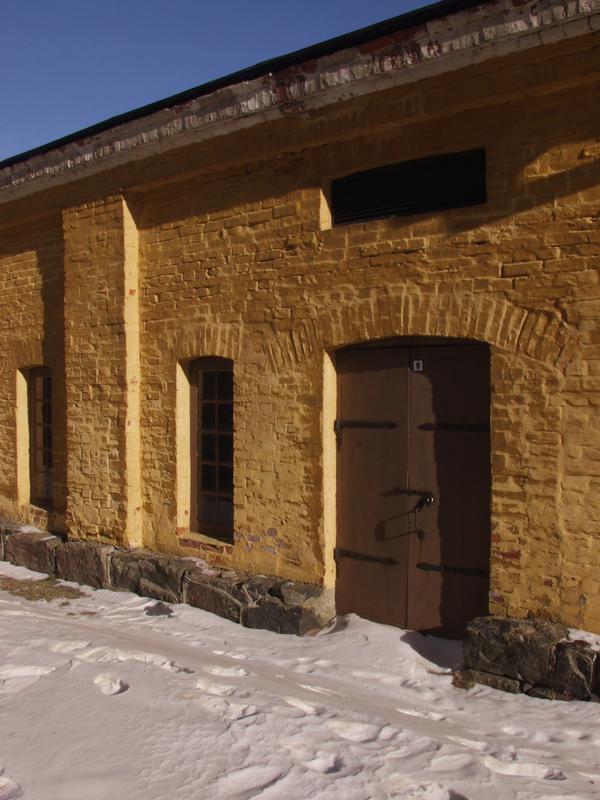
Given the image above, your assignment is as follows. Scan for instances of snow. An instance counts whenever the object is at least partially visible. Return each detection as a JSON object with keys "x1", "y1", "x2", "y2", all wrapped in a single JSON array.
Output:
[{"x1": 1, "y1": 561, "x2": 600, "y2": 799}]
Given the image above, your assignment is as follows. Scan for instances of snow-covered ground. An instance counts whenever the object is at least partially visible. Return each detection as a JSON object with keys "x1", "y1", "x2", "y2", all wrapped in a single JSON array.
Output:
[{"x1": 1, "y1": 561, "x2": 600, "y2": 800}]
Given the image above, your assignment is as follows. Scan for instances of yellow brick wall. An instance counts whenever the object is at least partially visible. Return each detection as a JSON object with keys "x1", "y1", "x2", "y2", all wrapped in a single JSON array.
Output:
[
  {"x1": 0, "y1": 32, "x2": 599, "y2": 629},
  {"x1": 0, "y1": 214, "x2": 66, "y2": 531}
]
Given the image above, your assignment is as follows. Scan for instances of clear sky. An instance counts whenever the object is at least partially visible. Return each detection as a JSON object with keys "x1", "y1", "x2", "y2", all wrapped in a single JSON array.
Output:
[{"x1": 1, "y1": 0, "x2": 428, "y2": 162}]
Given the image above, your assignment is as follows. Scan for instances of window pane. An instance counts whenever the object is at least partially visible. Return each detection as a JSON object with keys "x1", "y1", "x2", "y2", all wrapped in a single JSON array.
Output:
[
  {"x1": 201, "y1": 465, "x2": 217, "y2": 491},
  {"x1": 218, "y1": 465, "x2": 233, "y2": 493},
  {"x1": 217, "y1": 370, "x2": 233, "y2": 401},
  {"x1": 201, "y1": 434, "x2": 216, "y2": 462},
  {"x1": 29, "y1": 369, "x2": 53, "y2": 506},
  {"x1": 217, "y1": 403, "x2": 233, "y2": 432},
  {"x1": 218, "y1": 499, "x2": 233, "y2": 528},
  {"x1": 43, "y1": 428, "x2": 52, "y2": 449},
  {"x1": 203, "y1": 371, "x2": 217, "y2": 400},
  {"x1": 200, "y1": 495, "x2": 218, "y2": 524},
  {"x1": 201, "y1": 403, "x2": 216, "y2": 430},
  {"x1": 218, "y1": 434, "x2": 233, "y2": 464}
]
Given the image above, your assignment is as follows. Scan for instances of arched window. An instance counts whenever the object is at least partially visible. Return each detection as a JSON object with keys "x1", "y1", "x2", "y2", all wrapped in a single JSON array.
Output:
[{"x1": 189, "y1": 358, "x2": 233, "y2": 542}]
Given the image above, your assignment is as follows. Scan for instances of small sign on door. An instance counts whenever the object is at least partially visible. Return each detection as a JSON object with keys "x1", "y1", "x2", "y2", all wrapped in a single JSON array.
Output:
[{"x1": 412, "y1": 360, "x2": 423, "y2": 372}]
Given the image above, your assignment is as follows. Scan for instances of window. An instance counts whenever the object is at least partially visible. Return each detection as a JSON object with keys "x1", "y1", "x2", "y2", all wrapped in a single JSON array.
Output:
[
  {"x1": 190, "y1": 358, "x2": 234, "y2": 542},
  {"x1": 330, "y1": 148, "x2": 486, "y2": 226},
  {"x1": 28, "y1": 367, "x2": 53, "y2": 507}
]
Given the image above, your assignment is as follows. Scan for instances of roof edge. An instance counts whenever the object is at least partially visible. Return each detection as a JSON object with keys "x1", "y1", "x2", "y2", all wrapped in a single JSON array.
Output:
[{"x1": 0, "y1": 0, "x2": 487, "y2": 170}]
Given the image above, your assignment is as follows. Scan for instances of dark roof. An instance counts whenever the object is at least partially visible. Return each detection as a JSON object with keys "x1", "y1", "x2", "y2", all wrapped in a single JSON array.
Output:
[{"x1": 0, "y1": 0, "x2": 487, "y2": 170}]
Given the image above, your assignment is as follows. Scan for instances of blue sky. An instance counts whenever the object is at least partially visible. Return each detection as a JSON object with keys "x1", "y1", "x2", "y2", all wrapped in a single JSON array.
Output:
[{"x1": 1, "y1": 0, "x2": 427, "y2": 162}]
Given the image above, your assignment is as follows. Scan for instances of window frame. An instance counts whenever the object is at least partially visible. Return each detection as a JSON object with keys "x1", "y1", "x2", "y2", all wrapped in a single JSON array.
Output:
[
  {"x1": 28, "y1": 366, "x2": 53, "y2": 509},
  {"x1": 189, "y1": 357, "x2": 234, "y2": 543}
]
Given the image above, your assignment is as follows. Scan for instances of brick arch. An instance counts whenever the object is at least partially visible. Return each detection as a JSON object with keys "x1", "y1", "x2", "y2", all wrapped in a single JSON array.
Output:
[
  {"x1": 167, "y1": 322, "x2": 243, "y2": 363},
  {"x1": 263, "y1": 288, "x2": 578, "y2": 373}
]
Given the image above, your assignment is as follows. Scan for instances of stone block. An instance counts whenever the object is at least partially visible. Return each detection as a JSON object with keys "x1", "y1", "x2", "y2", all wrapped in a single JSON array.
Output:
[
  {"x1": 4, "y1": 531, "x2": 61, "y2": 575},
  {"x1": 241, "y1": 583, "x2": 334, "y2": 636},
  {"x1": 109, "y1": 550, "x2": 188, "y2": 601},
  {"x1": 454, "y1": 668, "x2": 521, "y2": 693},
  {"x1": 242, "y1": 597, "x2": 309, "y2": 635},
  {"x1": 56, "y1": 541, "x2": 114, "y2": 589},
  {"x1": 552, "y1": 640, "x2": 598, "y2": 700},
  {"x1": 139, "y1": 578, "x2": 179, "y2": 604},
  {"x1": 525, "y1": 686, "x2": 571, "y2": 701},
  {"x1": 463, "y1": 616, "x2": 568, "y2": 685},
  {"x1": 183, "y1": 570, "x2": 246, "y2": 622}
]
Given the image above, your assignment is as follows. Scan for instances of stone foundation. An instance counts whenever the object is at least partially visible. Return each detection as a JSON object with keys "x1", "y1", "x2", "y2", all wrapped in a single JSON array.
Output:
[
  {"x1": 0, "y1": 520, "x2": 334, "y2": 636},
  {"x1": 456, "y1": 616, "x2": 600, "y2": 701}
]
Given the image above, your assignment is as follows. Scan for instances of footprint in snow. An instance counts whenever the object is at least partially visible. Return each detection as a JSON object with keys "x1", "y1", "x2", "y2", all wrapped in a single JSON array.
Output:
[
  {"x1": 484, "y1": 755, "x2": 566, "y2": 780},
  {"x1": 195, "y1": 677, "x2": 236, "y2": 697},
  {"x1": 0, "y1": 665, "x2": 56, "y2": 695},
  {"x1": 284, "y1": 697, "x2": 324, "y2": 715},
  {"x1": 399, "y1": 707, "x2": 446, "y2": 722},
  {"x1": 298, "y1": 683, "x2": 337, "y2": 696},
  {"x1": 385, "y1": 734, "x2": 440, "y2": 760},
  {"x1": 204, "y1": 665, "x2": 249, "y2": 678},
  {"x1": 50, "y1": 640, "x2": 90, "y2": 654},
  {"x1": 212, "y1": 650, "x2": 248, "y2": 661},
  {"x1": 302, "y1": 752, "x2": 344, "y2": 774},
  {"x1": 94, "y1": 673, "x2": 129, "y2": 696},
  {"x1": 214, "y1": 765, "x2": 284, "y2": 799},
  {"x1": 387, "y1": 778, "x2": 467, "y2": 800},
  {"x1": 193, "y1": 695, "x2": 258, "y2": 721},
  {"x1": 429, "y1": 753, "x2": 478, "y2": 773},
  {"x1": 0, "y1": 768, "x2": 21, "y2": 800},
  {"x1": 501, "y1": 725, "x2": 564, "y2": 744},
  {"x1": 326, "y1": 719, "x2": 381, "y2": 743}
]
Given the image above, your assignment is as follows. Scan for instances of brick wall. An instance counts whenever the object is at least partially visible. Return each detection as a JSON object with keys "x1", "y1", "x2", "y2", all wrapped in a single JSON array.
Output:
[{"x1": 0, "y1": 31, "x2": 598, "y2": 628}]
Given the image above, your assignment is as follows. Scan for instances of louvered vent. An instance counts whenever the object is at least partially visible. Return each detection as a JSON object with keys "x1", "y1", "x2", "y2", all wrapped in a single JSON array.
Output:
[{"x1": 330, "y1": 148, "x2": 486, "y2": 226}]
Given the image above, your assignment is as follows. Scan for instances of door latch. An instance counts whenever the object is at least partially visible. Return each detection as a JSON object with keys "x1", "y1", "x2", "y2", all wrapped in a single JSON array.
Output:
[{"x1": 414, "y1": 491, "x2": 434, "y2": 512}]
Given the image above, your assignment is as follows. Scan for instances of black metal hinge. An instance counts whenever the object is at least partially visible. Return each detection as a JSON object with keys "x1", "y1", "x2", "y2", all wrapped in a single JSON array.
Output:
[
  {"x1": 416, "y1": 562, "x2": 489, "y2": 579},
  {"x1": 335, "y1": 547, "x2": 399, "y2": 567}
]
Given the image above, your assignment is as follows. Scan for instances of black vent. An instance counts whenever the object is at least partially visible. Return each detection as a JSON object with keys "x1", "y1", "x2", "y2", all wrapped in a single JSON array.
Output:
[{"x1": 330, "y1": 148, "x2": 486, "y2": 226}]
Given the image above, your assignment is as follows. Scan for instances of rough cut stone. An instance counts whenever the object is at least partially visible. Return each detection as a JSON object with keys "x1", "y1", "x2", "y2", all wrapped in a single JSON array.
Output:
[
  {"x1": 552, "y1": 640, "x2": 598, "y2": 700},
  {"x1": 0, "y1": 523, "x2": 334, "y2": 637},
  {"x1": 525, "y1": 686, "x2": 571, "y2": 701},
  {"x1": 454, "y1": 668, "x2": 521, "y2": 693},
  {"x1": 138, "y1": 578, "x2": 179, "y2": 604},
  {"x1": 242, "y1": 597, "x2": 310, "y2": 635},
  {"x1": 56, "y1": 540, "x2": 114, "y2": 589},
  {"x1": 144, "y1": 601, "x2": 173, "y2": 617},
  {"x1": 109, "y1": 550, "x2": 187, "y2": 602},
  {"x1": 463, "y1": 616, "x2": 567, "y2": 685},
  {"x1": 183, "y1": 570, "x2": 246, "y2": 623},
  {"x1": 0, "y1": 519, "x2": 25, "y2": 561},
  {"x1": 4, "y1": 531, "x2": 61, "y2": 575}
]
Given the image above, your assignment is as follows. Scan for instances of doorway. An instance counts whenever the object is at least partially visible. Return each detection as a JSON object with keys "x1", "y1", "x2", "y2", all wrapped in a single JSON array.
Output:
[{"x1": 335, "y1": 337, "x2": 491, "y2": 637}]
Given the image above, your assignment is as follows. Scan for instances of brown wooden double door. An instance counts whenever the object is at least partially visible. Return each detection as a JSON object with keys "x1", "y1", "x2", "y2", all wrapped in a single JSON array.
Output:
[{"x1": 335, "y1": 340, "x2": 491, "y2": 637}]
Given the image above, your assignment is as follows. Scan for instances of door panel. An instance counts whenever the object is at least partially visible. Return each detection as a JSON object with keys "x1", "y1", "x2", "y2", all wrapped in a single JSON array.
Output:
[
  {"x1": 408, "y1": 345, "x2": 491, "y2": 635},
  {"x1": 336, "y1": 341, "x2": 491, "y2": 637},
  {"x1": 336, "y1": 348, "x2": 410, "y2": 627}
]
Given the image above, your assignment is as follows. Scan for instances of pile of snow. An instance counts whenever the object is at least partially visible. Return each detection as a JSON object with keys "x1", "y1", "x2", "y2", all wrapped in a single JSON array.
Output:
[{"x1": 1, "y1": 560, "x2": 600, "y2": 799}]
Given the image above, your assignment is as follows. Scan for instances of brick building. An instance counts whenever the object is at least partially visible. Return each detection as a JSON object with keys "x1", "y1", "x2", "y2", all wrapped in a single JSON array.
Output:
[{"x1": 1, "y1": 0, "x2": 599, "y2": 636}]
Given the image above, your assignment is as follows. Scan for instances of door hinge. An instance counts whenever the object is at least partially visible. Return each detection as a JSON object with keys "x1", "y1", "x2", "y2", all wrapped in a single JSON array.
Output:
[
  {"x1": 335, "y1": 547, "x2": 399, "y2": 567},
  {"x1": 416, "y1": 562, "x2": 489, "y2": 578}
]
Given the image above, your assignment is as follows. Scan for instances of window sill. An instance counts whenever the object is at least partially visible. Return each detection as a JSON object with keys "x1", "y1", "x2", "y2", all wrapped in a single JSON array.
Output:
[{"x1": 179, "y1": 529, "x2": 234, "y2": 549}]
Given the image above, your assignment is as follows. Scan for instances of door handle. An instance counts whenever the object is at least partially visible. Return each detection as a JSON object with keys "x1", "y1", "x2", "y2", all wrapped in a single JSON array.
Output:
[
  {"x1": 383, "y1": 488, "x2": 435, "y2": 510},
  {"x1": 414, "y1": 491, "x2": 434, "y2": 512}
]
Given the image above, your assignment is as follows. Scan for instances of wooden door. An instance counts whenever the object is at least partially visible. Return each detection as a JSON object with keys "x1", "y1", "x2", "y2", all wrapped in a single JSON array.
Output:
[
  {"x1": 335, "y1": 348, "x2": 410, "y2": 627},
  {"x1": 336, "y1": 341, "x2": 490, "y2": 636},
  {"x1": 407, "y1": 345, "x2": 491, "y2": 636}
]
